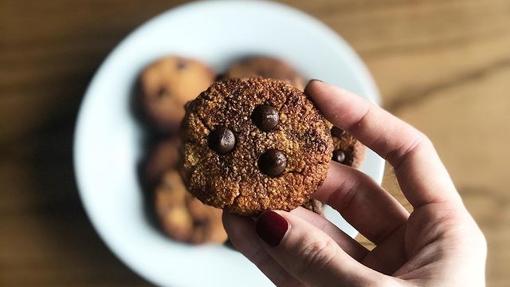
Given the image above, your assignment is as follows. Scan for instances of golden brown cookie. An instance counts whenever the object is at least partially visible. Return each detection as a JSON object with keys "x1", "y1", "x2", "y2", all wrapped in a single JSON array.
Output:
[
  {"x1": 330, "y1": 126, "x2": 365, "y2": 168},
  {"x1": 154, "y1": 171, "x2": 227, "y2": 244},
  {"x1": 180, "y1": 78, "x2": 333, "y2": 216},
  {"x1": 138, "y1": 56, "x2": 215, "y2": 133},
  {"x1": 142, "y1": 137, "x2": 180, "y2": 189},
  {"x1": 224, "y1": 56, "x2": 305, "y2": 90}
]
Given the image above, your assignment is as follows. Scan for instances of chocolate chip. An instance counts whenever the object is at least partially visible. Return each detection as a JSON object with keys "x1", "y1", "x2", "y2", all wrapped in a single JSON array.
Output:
[
  {"x1": 176, "y1": 59, "x2": 187, "y2": 70},
  {"x1": 252, "y1": 104, "x2": 279, "y2": 131},
  {"x1": 258, "y1": 149, "x2": 287, "y2": 177},
  {"x1": 332, "y1": 150, "x2": 346, "y2": 163},
  {"x1": 208, "y1": 127, "x2": 235, "y2": 154},
  {"x1": 331, "y1": 127, "x2": 345, "y2": 137},
  {"x1": 156, "y1": 87, "x2": 169, "y2": 99}
]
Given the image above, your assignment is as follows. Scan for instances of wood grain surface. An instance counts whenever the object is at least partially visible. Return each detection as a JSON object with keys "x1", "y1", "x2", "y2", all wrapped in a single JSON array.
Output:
[{"x1": 1, "y1": 0, "x2": 509, "y2": 286}]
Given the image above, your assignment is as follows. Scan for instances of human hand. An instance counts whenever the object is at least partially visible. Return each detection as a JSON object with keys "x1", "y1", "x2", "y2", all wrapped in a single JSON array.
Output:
[{"x1": 223, "y1": 80, "x2": 487, "y2": 287}]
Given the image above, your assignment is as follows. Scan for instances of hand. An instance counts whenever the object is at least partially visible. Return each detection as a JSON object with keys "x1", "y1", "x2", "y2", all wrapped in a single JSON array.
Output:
[{"x1": 222, "y1": 80, "x2": 487, "y2": 287}]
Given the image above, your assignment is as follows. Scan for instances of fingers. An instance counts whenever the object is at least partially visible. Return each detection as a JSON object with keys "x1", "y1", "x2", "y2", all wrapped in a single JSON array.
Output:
[
  {"x1": 222, "y1": 212, "x2": 305, "y2": 287},
  {"x1": 223, "y1": 208, "x2": 371, "y2": 285},
  {"x1": 315, "y1": 162, "x2": 408, "y2": 244},
  {"x1": 256, "y1": 210, "x2": 388, "y2": 287},
  {"x1": 306, "y1": 80, "x2": 461, "y2": 208},
  {"x1": 305, "y1": 80, "x2": 421, "y2": 168},
  {"x1": 290, "y1": 207, "x2": 368, "y2": 260},
  {"x1": 361, "y1": 225, "x2": 407, "y2": 275}
]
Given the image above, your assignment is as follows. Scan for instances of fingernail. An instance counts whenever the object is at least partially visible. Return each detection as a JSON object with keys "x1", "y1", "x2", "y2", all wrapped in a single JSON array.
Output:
[
  {"x1": 256, "y1": 211, "x2": 289, "y2": 247},
  {"x1": 304, "y1": 79, "x2": 324, "y2": 95},
  {"x1": 306, "y1": 79, "x2": 323, "y2": 88}
]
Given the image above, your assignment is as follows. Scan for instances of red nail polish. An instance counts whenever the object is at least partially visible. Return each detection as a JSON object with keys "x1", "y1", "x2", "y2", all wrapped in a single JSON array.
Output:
[{"x1": 256, "y1": 211, "x2": 288, "y2": 247}]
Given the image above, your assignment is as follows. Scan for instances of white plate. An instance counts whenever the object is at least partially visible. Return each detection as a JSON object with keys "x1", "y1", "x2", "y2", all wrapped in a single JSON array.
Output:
[{"x1": 74, "y1": 1, "x2": 384, "y2": 286}]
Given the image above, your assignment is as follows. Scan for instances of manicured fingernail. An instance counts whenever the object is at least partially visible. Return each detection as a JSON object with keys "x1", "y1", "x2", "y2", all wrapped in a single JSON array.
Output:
[
  {"x1": 304, "y1": 79, "x2": 324, "y2": 95},
  {"x1": 256, "y1": 211, "x2": 288, "y2": 247}
]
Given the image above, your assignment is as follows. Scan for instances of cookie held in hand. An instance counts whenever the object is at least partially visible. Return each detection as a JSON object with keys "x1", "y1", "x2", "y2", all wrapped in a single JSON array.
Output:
[{"x1": 180, "y1": 78, "x2": 333, "y2": 215}]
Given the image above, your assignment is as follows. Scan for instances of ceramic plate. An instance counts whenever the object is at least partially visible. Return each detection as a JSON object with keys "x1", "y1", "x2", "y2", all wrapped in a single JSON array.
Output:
[{"x1": 74, "y1": 1, "x2": 384, "y2": 286}]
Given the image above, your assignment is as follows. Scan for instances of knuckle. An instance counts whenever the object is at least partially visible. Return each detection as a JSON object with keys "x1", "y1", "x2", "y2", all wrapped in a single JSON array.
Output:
[
  {"x1": 295, "y1": 238, "x2": 337, "y2": 277},
  {"x1": 411, "y1": 130, "x2": 432, "y2": 152},
  {"x1": 389, "y1": 129, "x2": 435, "y2": 169},
  {"x1": 417, "y1": 132, "x2": 434, "y2": 150}
]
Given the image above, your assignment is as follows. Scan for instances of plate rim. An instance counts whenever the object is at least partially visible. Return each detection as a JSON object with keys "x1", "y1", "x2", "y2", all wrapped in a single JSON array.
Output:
[{"x1": 73, "y1": 1, "x2": 384, "y2": 286}]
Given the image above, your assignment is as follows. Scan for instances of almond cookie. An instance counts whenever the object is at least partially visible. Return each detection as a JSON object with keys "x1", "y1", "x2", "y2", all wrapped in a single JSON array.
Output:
[
  {"x1": 224, "y1": 56, "x2": 305, "y2": 90},
  {"x1": 180, "y1": 78, "x2": 333, "y2": 216},
  {"x1": 138, "y1": 56, "x2": 215, "y2": 133},
  {"x1": 141, "y1": 137, "x2": 180, "y2": 190},
  {"x1": 330, "y1": 126, "x2": 365, "y2": 168},
  {"x1": 154, "y1": 171, "x2": 227, "y2": 244}
]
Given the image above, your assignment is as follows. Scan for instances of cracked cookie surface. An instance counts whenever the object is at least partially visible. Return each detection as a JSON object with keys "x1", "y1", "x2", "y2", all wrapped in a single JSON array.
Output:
[{"x1": 180, "y1": 78, "x2": 333, "y2": 216}]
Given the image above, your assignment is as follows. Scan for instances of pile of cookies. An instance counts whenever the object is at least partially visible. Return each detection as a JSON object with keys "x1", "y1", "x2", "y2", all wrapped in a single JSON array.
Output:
[{"x1": 135, "y1": 55, "x2": 363, "y2": 243}]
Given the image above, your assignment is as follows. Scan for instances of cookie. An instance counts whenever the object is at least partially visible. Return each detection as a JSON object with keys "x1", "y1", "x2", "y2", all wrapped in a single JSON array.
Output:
[
  {"x1": 330, "y1": 126, "x2": 365, "y2": 168},
  {"x1": 138, "y1": 56, "x2": 215, "y2": 133},
  {"x1": 154, "y1": 171, "x2": 227, "y2": 244},
  {"x1": 224, "y1": 56, "x2": 305, "y2": 90},
  {"x1": 302, "y1": 199, "x2": 324, "y2": 215},
  {"x1": 180, "y1": 78, "x2": 333, "y2": 216},
  {"x1": 142, "y1": 137, "x2": 180, "y2": 189}
]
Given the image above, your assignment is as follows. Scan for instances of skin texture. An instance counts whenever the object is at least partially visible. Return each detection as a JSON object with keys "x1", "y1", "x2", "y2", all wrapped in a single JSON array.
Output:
[{"x1": 223, "y1": 80, "x2": 487, "y2": 287}]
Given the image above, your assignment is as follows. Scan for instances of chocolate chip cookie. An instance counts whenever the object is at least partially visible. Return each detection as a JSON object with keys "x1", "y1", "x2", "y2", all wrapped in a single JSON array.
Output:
[
  {"x1": 330, "y1": 126, "x2": 365, "y2": 168},
  {"x1": 141, "y1": 137, "x2": 180, "y2": 189},
  {"x1": 154, "y1": 171, "x2": 227, "y2": 244},
  {"x1": 138, "y1": 56, "x2": 215, "y2": 133},
  {"x1": 224, "y1": 56, "x2": 305, "y2": 90},
  {"x1": 180, "y1": 78, "x2": 333, "y2": 216}
]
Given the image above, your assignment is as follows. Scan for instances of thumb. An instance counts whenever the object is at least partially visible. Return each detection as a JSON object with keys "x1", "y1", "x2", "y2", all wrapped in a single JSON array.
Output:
[{"x1": 256, "y1": 211, "x2": 387, "y2": 287}]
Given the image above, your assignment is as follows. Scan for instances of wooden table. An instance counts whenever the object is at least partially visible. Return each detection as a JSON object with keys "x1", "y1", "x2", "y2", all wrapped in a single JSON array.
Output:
[{"x1": 1, "y1": 0, "x2": 509, "y2": 286}]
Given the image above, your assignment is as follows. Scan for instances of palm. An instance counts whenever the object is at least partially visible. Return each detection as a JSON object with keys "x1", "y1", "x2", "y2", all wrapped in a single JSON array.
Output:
[
  {"x1": 360, "y1": 206, "x2": 439, "y2": 272},
  {"x1": 360, "y1": 201, "x2": 482, "y2": 285}
]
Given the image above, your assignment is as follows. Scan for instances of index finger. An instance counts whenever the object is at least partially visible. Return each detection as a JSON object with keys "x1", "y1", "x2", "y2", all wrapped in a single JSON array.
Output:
[{"x1": 305, "y1": 80, "x2": 461, "y2": 208}]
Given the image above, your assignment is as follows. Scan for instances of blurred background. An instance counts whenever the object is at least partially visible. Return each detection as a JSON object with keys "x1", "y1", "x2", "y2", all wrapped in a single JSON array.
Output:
[{"x1": 1, "y1": 0, "x2": 509, "y2": 286}]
